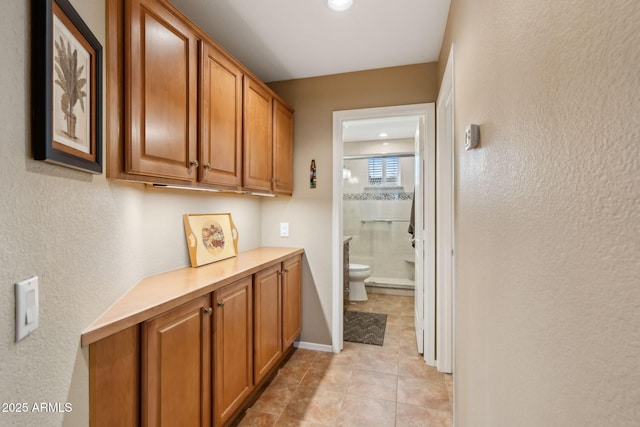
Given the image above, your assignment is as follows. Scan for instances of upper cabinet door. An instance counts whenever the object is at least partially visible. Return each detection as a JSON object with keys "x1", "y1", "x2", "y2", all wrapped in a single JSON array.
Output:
[
  {"x1": 273, "y1": 100, "x2": 294, "y2": 195},
  {"x1": 200, "y1": 42, "x2": 243, "y2": 188},
  {"x1": 126, "y1": 0, "x2": 198, "y2": 181},
  {"x1": 243, "y1": 77, "x2": 273, "y2": 192}
]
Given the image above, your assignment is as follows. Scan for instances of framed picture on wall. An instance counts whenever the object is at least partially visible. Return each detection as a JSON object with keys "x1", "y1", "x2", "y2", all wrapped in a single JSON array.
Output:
[{"x1": 32, "y1": 0, "x2": 103, "y2": 174}]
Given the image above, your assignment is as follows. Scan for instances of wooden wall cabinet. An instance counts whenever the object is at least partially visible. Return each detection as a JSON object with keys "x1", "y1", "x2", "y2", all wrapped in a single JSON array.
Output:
[
  {"x1": 111, "y1": 0, "x2": 294, "y2": 195},
  {"x1": 126, "y1": 0, "x2": 199, "y2": 181},
  {"x1": 142, "y1": 295, "x2": 212, "y2": 426},
  {"x1": 243, "y1": 77, "x2": 274, "y2": 192},
  {"x1": 200, "y1": 41, "x2": 243, "y2": 188},
  {"x1": 213, "y1": 277, "x2": 254, "y2": 426},
  {"x1": 272, "y1": 100, "x2": 294, "y2": 195}
]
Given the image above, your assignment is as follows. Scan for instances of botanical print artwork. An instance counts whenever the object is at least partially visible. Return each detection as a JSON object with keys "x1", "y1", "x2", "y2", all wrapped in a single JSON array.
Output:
[{"x1": 52, "y1": 14, "x2": 91, "y2": 154}]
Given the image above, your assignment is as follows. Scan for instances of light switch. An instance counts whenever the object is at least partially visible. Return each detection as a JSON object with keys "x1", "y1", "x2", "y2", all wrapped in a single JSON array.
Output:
[
  {"x1": 15, "y1": 276, "x2": 39, "y2": 342},
  {"x1": 280, "y1": 223, "x2": 289, "y2": 237}
]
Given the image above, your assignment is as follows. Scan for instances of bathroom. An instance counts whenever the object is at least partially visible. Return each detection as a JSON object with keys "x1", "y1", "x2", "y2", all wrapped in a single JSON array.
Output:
[{"x1": 343, "y1": 116, "x2": 418, "y2": 302}]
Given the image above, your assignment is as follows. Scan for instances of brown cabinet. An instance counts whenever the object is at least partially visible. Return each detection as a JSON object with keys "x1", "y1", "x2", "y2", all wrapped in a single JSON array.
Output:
[
  {"x1": 86, "y1": 249, "x2": 303, "y2": 427},
  {"x1": 253, "y1": 255, "x2": 302, "y2": 384},
  {"x1": 253, "y1": 264, "x2": 283, "y2": 384},
  {"x1": 273, "y1": 100, "x2": 294, "y2": 195},
  {"x1": 112, "y1": 0, "x2": 294, "y2": 195},
  {"x1": 282, "y1": 255, "x2": 302, "y2": 348},
  {"x1": 213, "y1": 277, "x2": 254, "y2": 426},
  {"x1": 126, "y1": 0, "x2": 198, "y2": 181},
  {"x1": 142, "y1": 295, "x2": 211, "y2": 426},
  {"x1": 200, "y1": 41, "x2": 243, "y2": 188},
  {"x1": 243, "y1": 77, "x2": 274, "y2": 192}
]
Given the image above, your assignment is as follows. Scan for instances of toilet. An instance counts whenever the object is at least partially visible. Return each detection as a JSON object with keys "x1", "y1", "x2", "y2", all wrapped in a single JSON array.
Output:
[{"x1": 348, "y1": 263, "x2": 371, "y2": 302}]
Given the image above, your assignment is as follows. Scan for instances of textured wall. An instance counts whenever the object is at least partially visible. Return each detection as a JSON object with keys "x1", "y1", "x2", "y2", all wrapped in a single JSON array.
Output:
[
  {"x1": 265, "y1": 64, "x2": 439, "y2": 345},
  {"x1": 439, "y1": 0, "x2": 640, "y2": 425},
  {"x1": 0, "y1": 1, "x2": 262, "y2": 425}
]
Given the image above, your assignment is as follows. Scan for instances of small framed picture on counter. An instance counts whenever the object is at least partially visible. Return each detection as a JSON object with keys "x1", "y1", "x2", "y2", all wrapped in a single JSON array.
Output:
[{"x1": 183, "y1": 213, "x2": 239, "y2": 267}]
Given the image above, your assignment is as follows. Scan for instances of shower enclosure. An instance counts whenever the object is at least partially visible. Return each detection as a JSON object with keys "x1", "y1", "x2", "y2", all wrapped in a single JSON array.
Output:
[{"x1": 343, "y1": 139, "x2": 416, "y2": 294}]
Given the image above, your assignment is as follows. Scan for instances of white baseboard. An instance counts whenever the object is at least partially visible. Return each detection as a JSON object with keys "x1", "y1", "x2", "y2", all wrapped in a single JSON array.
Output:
[{"x1": 294, "y1": 341, "x2": 334, "y2": 353}]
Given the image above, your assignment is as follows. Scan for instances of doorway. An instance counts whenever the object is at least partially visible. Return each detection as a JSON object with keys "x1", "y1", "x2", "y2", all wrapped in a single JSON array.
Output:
[{"x1": 332, "y1": 104, "x2": 435, "y2": 367}]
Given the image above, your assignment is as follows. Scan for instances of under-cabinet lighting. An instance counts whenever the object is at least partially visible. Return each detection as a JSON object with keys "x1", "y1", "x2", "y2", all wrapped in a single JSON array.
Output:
[
  {"x1": 150, "y1": 184, "x2": 221, "y2": 192},
  {"x1": 244, "y1": 191, "x2": 277, "y2": 198},
  {"x1": 150, "y1": 184, "x2": 277, "y2": 197}
]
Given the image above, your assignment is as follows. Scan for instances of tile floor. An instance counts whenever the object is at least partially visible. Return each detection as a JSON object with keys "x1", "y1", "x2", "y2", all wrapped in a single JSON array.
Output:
[{"x1": 238, "y1": 293, "x2": 453, "y2": 426}]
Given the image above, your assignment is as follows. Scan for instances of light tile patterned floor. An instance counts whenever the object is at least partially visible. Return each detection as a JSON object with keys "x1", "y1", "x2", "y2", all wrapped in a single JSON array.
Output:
[{"x1": 238, "y1": 294, "x2": 453, "y2": 426}]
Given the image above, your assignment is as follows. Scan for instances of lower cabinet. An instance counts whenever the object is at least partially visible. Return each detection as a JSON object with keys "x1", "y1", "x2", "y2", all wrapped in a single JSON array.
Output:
[
  {"x1": 254, "y1": 255, "x2": 302, "y2": 382},
  {"x1": 88, "y1": 253, "x2": 302, "y2": 427},
  {"x1": 254, "y1": 264, "x2": 283, "y2": 384},
  {"x1": 282, "y1": 255, "x2": 302, "y2": 349},
  {"x1": 142, "y1": 294, "x2": 212, "y2": 426},
  {"x1": 213, "y1": 276, "x2": 254, "y2": 426}
]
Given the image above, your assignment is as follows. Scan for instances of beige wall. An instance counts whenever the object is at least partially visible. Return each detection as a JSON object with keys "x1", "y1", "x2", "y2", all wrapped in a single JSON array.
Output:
[
  {"x1": 0, "y1": 1, "x2": 263, "y2": 425},
  {"x1": 439, "y1": 0, "x2": 640, "y2": 425},
  {"x1": 263, "y1": 64, "x2": 438, "y2": 345}
]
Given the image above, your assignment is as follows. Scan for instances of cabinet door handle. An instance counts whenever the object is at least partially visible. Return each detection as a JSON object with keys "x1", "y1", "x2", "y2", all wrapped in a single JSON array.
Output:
[
  {"x1": 189, "y1": 160, "x2": 199, "y2": 168},
  {"x1": 217, "y1": 300, "x2": 225, "y2": 307},
  {"x1": 203, "y1": 307, "x2": 213, "y2": 315},
  {"x1": 204, "y1": 163, "x2": 212, "y2": 170},
  {"x1": 277, "y1": 270, "x2": 283, "y2": 276}
]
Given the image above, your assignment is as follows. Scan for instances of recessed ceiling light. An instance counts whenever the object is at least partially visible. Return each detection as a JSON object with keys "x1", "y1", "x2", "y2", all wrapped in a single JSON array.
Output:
[
  {"x1": 379, "y1": 132, "x2": 388, "y2": 138},
  {"x1": 328, "y1": 0, "x2": 353, "y2": 12}
]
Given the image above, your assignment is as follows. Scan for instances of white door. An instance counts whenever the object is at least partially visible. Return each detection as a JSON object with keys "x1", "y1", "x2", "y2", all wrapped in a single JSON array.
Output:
[
  {"x1": 413, "y1": 109, "x2": 437, "y2": 365},
  {"x1": 435, "y1": 46, "x2": 455, "y2": 374},
  {"x1": 413, "y1": 120, "x2": 424, "y2": 354}
]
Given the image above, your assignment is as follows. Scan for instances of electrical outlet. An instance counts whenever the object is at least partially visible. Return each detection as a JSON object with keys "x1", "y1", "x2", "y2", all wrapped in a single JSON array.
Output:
[{"x1": 280, "y1": 223, "x2": 289, "y2": 237}]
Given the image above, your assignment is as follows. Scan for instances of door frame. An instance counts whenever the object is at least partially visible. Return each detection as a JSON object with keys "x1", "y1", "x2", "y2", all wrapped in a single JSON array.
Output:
[{"x1": 331, "y1": 103, "x2": 435, "y2": 362}]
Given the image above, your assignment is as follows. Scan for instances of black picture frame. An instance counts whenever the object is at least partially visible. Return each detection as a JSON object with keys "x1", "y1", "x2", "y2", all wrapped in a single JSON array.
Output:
[{"x1": 32, "y1": 0, "x2": 103, "y2": 174}]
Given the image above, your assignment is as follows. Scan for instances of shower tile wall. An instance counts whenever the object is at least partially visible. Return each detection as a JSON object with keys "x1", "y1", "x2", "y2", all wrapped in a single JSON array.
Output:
[{"x1": 343, "y1": 139, "x2": 415, "y2": 281}]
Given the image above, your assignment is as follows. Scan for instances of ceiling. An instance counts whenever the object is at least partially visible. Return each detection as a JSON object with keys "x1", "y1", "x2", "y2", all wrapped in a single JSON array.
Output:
[
  {"x1": 170, "y1": 0, "x2": 452, "y2": 82},
  {"x1": 343, "y1": 116, "x2": 420, "y2": 142}
]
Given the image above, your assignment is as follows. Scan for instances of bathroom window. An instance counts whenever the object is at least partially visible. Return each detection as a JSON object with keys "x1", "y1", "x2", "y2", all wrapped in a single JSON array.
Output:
[{"x1": 368, "y1": 157, "x2": 399, "y2": 187}]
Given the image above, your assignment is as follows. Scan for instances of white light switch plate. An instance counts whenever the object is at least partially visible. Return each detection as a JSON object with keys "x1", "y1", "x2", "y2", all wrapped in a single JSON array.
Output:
[
  {"x1": 280, "y1": 222, "x2": 289, "y2": 237},
  {"x1": 15, "y1": 276, "x2": 39, "y2": 342}
]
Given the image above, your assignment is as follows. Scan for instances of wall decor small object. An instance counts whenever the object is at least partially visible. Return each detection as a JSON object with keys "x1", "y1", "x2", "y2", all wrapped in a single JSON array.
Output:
[
  {"x1": 32, "y1": 0, "x2": 103, "y2": 174},
  {"x1": 310, "y1": 159, "x2": 317, "y2": 188},
  {"x1": 183, "y1": 213, "x2": 239, "y2": 267}
]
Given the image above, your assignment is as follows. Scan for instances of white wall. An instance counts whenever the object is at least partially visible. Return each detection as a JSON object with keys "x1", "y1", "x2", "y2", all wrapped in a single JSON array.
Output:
[
  {"x1": 0, "y1": 1, "x2": 262, "y2": 425},
  {"x1": 343, "y1": 140, "x2": 415, "y2": 279},
  {"x1": 440, "y1": 0, "x2": 640, "y2": 425}
]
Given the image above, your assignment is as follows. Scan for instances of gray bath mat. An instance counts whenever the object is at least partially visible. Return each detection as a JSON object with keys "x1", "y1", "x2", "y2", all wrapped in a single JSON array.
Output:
[{"x1": 344, "y1": 311, "x2": 387, "y2": 346}]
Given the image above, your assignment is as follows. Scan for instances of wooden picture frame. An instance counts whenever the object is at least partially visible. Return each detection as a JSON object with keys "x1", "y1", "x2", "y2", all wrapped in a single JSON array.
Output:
[
  {"x1": 183, "y1": 213, "x2": 239, "y2": 267},
  {"x1": 32, "y1": 0, "x2": 103, "y2": 174}
]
